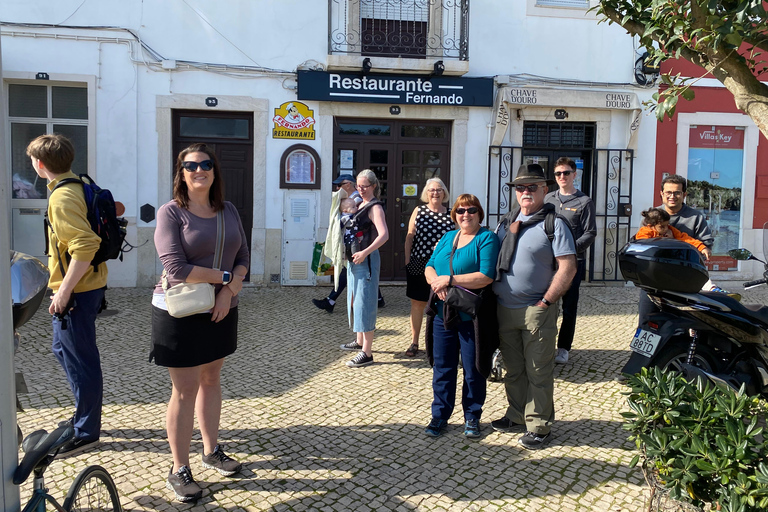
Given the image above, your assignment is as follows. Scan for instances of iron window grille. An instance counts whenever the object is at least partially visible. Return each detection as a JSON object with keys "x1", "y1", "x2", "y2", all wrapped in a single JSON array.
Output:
[{"x1": 329, "y1": 0, "x2": 470, "y2": 60}]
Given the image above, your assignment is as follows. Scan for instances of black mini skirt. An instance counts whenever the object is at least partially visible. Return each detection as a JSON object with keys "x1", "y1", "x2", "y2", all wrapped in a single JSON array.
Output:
[{"x1": 150, "y1": 305, "x2": 238, "y2": 368}]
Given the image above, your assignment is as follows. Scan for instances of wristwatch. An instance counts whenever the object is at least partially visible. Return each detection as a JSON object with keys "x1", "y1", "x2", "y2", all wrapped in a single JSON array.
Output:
[
  {"x1": 540, "y1": 297, "x2": 552, "y2": 306},
  {"x1": 222, "y1": 271, "x2": 232, "y2": 285}
]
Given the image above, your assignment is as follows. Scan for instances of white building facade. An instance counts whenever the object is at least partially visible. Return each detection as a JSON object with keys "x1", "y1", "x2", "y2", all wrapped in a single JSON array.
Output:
[{"x1": 2, "y1": 0, "x2": 658, "y2": 287}]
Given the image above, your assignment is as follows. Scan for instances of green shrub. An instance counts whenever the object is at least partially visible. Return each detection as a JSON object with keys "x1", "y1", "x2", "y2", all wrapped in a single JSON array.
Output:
[{"x1": 622, "y1": 367, "x2": 768, "y2": 512}]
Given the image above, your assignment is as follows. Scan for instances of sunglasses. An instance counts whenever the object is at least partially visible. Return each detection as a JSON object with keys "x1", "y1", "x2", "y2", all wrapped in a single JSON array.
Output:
[
  {"x1": 455, "y1": 207, "x2": 478, "y2": 215},
  {"x1": 182, "y1": 160, "x2": 214, "y2": 172},
  {"x1": 554, "y1": 170, "x2": 574, "y2": 177},
  {"x1": 515, "y1": 184, "x2": 539, "y2": 193}
]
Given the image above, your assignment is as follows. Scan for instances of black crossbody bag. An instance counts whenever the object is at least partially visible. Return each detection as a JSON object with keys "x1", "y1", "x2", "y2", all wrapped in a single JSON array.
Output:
[{"x1": 444, "y1": 232, "x2": 483, "y2": 318}]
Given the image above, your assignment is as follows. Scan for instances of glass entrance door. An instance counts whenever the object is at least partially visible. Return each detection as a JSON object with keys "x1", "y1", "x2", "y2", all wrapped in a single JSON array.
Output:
[
  {"x1": 687, "y1": 125, "x2": 745, "y2": 271},
  {"x1": 334, "y1": 119, "x2": 452, "y2": 280}
]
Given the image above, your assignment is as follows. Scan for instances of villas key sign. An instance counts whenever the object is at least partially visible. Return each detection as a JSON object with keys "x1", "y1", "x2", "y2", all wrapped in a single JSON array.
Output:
[{"x1": 297, "y1": 70, "x2": 493, "y2": 107}]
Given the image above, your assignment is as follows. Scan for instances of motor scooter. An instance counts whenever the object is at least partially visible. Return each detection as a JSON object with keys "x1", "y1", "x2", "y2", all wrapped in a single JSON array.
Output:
[
  {"x1": 618, "y1": 223, "x2": 768, "y2": 397},
  {"x1": 10, "y1": 250, "x2": 50, "y2": 444}
]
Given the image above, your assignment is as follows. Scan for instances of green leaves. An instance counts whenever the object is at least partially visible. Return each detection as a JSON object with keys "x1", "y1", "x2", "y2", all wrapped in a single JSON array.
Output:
[
  {"x1": 595, "y1": 1, "x2": 768, "y2": 135},
  {"x1": 622, "y1": 367, "x2": 768, "y2": 511}
]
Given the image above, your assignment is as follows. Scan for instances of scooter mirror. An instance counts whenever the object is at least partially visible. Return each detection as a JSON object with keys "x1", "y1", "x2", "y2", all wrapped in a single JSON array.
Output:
[{"x1": 728, "y1": 248, "x2": 753, "y2": 261}]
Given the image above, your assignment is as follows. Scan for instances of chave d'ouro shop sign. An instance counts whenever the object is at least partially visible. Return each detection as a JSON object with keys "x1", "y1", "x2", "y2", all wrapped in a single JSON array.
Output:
[{"x1": 297, "y1": 70, "x2": 494, "y2": 107}]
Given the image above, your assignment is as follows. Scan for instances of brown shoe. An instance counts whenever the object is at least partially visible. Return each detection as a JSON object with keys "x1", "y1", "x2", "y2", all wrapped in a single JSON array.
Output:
[{"x1": 405, "y1": 343, "x2": 419, "y2": 357}]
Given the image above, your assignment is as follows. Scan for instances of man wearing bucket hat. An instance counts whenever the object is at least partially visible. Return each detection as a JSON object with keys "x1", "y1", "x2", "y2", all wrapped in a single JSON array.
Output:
[
  {"x1": 312, "y1": 174, "x2": 385, "y2": 313},
  {"x1": 491, "y1": 163, "x2": 577, "y2": 450}
]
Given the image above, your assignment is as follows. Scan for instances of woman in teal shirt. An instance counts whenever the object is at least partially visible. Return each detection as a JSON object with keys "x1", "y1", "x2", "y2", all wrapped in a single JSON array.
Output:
[{"x1": 424, "y1": 194, "x2": 500, "y2": 438}]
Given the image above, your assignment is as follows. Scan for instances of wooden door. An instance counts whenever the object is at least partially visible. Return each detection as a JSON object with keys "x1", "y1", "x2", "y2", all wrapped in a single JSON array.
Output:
[
  {"x1": 361, "y1": 143, "x2": 395, "y2": 278},
  {"x1": 172, "y1": 111, "x2": 254, "y2": 277}
]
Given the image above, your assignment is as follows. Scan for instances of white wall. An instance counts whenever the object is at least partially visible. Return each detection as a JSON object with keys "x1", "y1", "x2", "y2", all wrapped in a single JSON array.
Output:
[{"x1": 2, "y1": 0, "x2": 660, "y2": 286}]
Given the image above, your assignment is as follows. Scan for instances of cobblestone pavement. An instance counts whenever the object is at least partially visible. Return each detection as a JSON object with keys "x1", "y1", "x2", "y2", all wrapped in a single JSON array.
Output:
[{"x1": 13, "y1": 284, "x2": 768, "y2": 511}]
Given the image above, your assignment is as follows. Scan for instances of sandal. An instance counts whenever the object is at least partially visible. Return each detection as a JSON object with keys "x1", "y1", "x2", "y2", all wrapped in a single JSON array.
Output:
[{"x1": 405, "y1": 343, "x2": 419, "y2": 357}]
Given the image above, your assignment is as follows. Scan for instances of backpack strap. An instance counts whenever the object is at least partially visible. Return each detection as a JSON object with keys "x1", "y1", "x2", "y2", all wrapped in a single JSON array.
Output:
[
  {"x1": 45, "y1": 178, "x2": 84, "y2": 279},
  {"x1": 544, "y1": 210, "x2": 556, "y2": 242}
]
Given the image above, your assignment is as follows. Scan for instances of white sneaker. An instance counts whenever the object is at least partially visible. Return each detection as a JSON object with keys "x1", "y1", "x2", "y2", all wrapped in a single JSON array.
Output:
[{"x1": 554, "y1": 348, "x2": 569, "y2": 364}]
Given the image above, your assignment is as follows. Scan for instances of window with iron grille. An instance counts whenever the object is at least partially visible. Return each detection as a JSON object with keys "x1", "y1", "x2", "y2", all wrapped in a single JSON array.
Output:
[
  {"x1": 536, "y1": 0, "x2": 589, "y2": 7},
  {"x1": 523, "y1": 122, "x2": 596, "y2": 149},
  {"x1": 329, "y1": 0, "x2": 469, "y2": 61},
  {"x1": 361, "y1": 0, "x2": 429, "y2": 58}
]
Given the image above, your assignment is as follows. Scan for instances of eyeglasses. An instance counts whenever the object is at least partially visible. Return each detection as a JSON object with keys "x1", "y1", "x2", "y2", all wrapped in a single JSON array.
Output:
[
  {"x1": 357, "y1": 183, "x2": 372, "y2": 190},
  {"x1": 427, "y1": 188, "x2": 443, "y2": 194},
  {"x1": 455, "y1": 207, "x2": 478, "y2": 215},
  {"x1": 663, "y1": 191, "x2": 683, "y2": 197},
  {"x1": 182, "y1": 160, "x2": 214, "y2": 172},
  {"x1": 554, "y1": 170, "x2": 574, "y2": 177},
  {"x1": 515, "y1": 184, "x2": 539, "y2": 193}
]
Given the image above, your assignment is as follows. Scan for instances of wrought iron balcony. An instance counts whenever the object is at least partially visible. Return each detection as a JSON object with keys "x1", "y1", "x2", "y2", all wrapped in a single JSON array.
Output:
[{"x1": 329, "y1": 0, "x2": 469, "y2": 61}]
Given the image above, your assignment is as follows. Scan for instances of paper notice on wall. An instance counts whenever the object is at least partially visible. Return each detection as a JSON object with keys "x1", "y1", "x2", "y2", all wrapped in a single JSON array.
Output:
[{"x1": 340, "y1": 150, "x2": 354, "y2": 170}]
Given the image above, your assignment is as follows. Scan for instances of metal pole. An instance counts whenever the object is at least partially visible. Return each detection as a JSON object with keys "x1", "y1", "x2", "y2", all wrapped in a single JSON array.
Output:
[{"x1": 0, "y1": 33, "x2": 23, "y2": 511}]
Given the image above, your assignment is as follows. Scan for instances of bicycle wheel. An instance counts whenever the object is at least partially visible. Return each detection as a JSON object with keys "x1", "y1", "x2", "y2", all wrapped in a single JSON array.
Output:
[{"x1": 62, "y1": 465, "x2": 121, "y2": 512}]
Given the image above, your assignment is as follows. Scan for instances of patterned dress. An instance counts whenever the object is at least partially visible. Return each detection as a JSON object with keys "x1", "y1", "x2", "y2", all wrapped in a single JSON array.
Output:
[{"x1": 406, "y1": 204, "x2": 454, "y2": 301}]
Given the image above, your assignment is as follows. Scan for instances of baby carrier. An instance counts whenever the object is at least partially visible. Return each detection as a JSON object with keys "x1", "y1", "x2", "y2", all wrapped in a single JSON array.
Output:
[{"x1": 343, "y1": 199, "x2": 382, "y2": 261}]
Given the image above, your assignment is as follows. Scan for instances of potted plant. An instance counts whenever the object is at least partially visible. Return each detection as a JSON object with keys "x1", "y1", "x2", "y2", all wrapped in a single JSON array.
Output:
[{"x1": 622, "y1": 367, "x2": 768, "y2": 512}]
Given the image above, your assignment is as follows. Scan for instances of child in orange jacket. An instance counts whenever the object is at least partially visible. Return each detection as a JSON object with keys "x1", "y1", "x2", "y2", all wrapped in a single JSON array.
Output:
[
  {"x1": 637, "y1": 208, "x2": 710, "y2": 255},
  {"x1": 637, "y1": 208, "x2": 737, "y2": 298}
]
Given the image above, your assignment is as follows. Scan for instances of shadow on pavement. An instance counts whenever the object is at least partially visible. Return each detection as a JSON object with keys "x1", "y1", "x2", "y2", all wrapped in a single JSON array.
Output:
[{"x1": 102, "y1": 419, "x2": 641, "y2": 510}]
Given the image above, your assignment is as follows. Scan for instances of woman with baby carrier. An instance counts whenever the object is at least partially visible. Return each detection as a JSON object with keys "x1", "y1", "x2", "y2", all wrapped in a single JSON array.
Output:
[{"x1": 338, "y1": 169, "x2": 389, "y2": 368}]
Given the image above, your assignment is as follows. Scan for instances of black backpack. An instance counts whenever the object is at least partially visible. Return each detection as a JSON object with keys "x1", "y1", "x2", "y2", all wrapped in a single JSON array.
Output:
[{"x1": 45, "y1": 174, "x2": 128, "y2": 274}]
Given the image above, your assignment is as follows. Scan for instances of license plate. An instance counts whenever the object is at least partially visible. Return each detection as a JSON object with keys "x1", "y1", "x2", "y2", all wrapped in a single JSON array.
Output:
[{"x1": 630, "y1": 328, "x2": 662, "y2": 358}]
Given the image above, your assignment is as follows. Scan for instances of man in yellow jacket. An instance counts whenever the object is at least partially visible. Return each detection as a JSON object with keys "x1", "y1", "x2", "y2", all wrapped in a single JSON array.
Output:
[{"x1": 27, "y1": 134, "x2": 107, "y2": 457}]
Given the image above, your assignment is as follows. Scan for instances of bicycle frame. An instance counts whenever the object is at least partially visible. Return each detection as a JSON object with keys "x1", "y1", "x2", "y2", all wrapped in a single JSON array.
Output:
[{"x1": 21, "y1": 477, "x2": 67, "y2": 512}]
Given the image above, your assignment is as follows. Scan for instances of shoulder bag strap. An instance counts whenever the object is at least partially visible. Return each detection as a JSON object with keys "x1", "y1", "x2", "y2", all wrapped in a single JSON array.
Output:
[
  {"x1": 449, "y1": 231, "x2": 460, "y2": 280},
  {"x1": 212, "y1": 209, "x2": 225, "y2": 270}
]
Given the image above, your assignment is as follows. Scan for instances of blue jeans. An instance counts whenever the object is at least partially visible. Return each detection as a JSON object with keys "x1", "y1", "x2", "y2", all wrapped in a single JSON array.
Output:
[
  {"x1": 557, "y1": 259, "x2": 585, "y2": 351},
  {"x1": 51, "y1": 287, "x2": 105, "y2": 441},
  {"x1": 431, "y1": 317, "x2": 486, "y2": 421},
  {"x1": 328, "y1": 267, "x2": 383, "y2": 303}
]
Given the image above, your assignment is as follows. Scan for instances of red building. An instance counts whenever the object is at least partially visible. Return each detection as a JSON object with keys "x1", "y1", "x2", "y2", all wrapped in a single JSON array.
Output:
[{"x1": 654, "y1": 56, "x2": 768, "y2": 271}]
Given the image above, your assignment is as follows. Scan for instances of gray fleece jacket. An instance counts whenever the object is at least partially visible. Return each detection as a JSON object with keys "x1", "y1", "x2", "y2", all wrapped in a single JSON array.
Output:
[{"x1": 545, "y1": 190, "x2": 596, "y2": 260}]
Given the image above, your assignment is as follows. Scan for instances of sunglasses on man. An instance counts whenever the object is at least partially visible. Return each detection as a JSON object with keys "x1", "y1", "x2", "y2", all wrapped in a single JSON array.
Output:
[
  {"x1": 554, "y1": 170, "x2": 574, "y2": 177},
  {"x1": 514, "y1": 184, "x2": 540, "y2": 193},
  {"x1": 182, "y1": 160, "x2": 214, "y2": 172}
]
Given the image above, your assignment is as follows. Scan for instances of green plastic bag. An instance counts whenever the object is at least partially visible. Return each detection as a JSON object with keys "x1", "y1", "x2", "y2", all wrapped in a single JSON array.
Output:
[{"x1": 311, "y1": 242, "x2": 323, "y2": 274}]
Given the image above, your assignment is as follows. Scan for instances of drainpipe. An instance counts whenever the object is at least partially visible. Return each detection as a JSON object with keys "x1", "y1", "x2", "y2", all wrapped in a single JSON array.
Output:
[{"x1": 0, "y1": 34, "x2": 22, "y2": 512}]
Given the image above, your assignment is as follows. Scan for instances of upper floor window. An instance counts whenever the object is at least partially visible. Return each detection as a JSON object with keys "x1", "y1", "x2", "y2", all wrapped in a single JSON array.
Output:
[
  {"x1": 536, "y1": 0, "x2": 589, "y2": 6},
  {"x1": 8, "y1": 83, "x2": 89, "y2": 200},
  {"x1": 329, "y1": 0, "x2": 469, "y2": 61},
  {"x1": 361, "y1": 0, "x2": 429, "y2": 58}
]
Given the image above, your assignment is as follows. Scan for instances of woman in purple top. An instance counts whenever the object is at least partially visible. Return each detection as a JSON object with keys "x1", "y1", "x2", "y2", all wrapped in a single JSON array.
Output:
[{"x1": 152, "y1": 143, "x2": 249, "y2": 502}]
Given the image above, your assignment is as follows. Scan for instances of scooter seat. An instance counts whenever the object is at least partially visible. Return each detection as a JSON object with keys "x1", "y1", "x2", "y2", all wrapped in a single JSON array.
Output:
[
  {"x1": 700, "y1": 291, "x2": 768, "y2": 326},
  {"x1": 13, "y1": 424, "x2": 73, "y2": 484}
]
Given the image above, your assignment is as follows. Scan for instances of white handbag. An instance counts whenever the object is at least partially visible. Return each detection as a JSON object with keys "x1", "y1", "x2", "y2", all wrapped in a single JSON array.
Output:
[{"x1": 162, "y1": 211, "x2": 225, "y2": 318}]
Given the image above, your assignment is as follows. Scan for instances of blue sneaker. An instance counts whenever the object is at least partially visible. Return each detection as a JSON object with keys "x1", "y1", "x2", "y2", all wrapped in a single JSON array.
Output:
[
  {"x1": 425, "y1": 418, "x2": 448, "y2": 437},
  {"x1": 464, "y1": 418, "x2": 481, "y2": 438}
]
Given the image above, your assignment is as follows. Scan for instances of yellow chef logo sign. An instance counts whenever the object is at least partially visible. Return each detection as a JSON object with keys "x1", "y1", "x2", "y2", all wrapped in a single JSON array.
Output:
[{"x1": 273, "y1": 101, "x2": 316, "y2": 140}]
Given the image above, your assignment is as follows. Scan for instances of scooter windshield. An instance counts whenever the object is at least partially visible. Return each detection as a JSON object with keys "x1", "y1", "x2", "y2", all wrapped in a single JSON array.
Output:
[
  {"x1": 10, "y1": 251, "x2": 49, "y2": 305},
  {"x1": 764, "y1": 221, "x2": 768, "y2": 260}
]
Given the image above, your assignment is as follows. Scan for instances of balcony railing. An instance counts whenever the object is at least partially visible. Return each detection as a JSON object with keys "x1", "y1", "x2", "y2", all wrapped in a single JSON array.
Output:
[{"x1": 329, "y1": 0, "x2": 469, "y2": 61}]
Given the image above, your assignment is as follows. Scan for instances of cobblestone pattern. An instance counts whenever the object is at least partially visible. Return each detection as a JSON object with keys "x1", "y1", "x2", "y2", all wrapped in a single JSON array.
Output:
[{"x1": 13, "y1": 284, "x2": 768, "y2": 511}]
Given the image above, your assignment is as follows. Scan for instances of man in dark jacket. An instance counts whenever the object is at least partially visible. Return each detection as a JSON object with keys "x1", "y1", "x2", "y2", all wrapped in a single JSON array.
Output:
[{"x1": 544, "y1": 157, "x2": 596, "y2": 364}]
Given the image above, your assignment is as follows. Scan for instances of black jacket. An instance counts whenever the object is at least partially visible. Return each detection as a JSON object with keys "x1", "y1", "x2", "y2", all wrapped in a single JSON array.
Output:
[{"x1": 424, "y1": 286, "x2": 499, "y2": 378}]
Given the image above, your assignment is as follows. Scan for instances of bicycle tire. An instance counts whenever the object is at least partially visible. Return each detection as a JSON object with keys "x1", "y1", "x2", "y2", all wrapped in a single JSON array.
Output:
[{"x1": 62, "y1": 465, "x2": 121, "y2": 512}]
